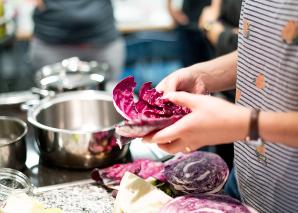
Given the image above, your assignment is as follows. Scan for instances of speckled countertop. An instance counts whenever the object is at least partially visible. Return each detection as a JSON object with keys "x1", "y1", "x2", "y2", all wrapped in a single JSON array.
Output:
[
  {"x1": 20, "y1": 137, "x2": 161, "y2": 212},
  {"x1": 34, "y1": 183, "x2": 114, "y2": 213}
]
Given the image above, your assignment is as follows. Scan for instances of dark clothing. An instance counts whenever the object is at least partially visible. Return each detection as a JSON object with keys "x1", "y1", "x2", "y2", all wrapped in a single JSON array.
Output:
[
  {"x1": 177, "y1": 27, "x2": 213, "y2": 66},
  {"x1": 33, "y1": 0, "x2": 119, "y2": 45},
  {"x1": 216, "y1": 0, "x2": 242, "y2": 56},
  {"x1": 177, "y1": 0, "x2": 213, "y2": 66},
  {"x1": 182, "y1": 0, "x2": 211, "y2": 28}
]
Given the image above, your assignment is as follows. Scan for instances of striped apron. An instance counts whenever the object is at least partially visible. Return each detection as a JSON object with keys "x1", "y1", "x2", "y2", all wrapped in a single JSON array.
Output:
[{"x1": 234, "y1": 0, "x2": 298, "y2": 212}]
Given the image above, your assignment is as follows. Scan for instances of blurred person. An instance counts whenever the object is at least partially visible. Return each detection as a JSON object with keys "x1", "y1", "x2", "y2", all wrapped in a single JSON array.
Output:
[
  {"x1": 199, "y1": 0, "x2": 242, "y2": 56},
  {"x1": 167, "y1": 0, "x2": 216, "y2": 66},
  {"x1": 30, "y1": 0, "x2": 125, "y2": 81}
]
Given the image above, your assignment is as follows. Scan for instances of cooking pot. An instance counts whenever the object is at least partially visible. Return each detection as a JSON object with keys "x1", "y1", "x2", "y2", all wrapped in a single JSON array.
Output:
[
  {"x1": 34, "y1": 57, "x2": 109, "y2": 94},
  {"x1": 0, "y1": 91, "x2": 39, "y2": 120},
  {"x1": 27, "y1": 90, "x2": 128, "y2": 169},
  {"x1": 0, "y1": 116, "x2": 27, "y2": 170}
]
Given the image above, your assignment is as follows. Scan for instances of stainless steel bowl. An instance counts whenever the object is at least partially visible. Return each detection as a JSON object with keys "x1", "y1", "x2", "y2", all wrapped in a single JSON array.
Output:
[
  {"x1": 0, "y1": 117, "x2": 27, "y2": 170},
  {"x1": 28, "y1": 90, "x2": 128, "y2": 169}
]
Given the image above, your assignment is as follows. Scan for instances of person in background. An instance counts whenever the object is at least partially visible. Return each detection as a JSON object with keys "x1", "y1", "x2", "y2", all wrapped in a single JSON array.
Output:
[
  {"x1": 199, "y1": 0, "x2": 242, "y2": 56},
  {"x1": 167, "y1": 0, "x2": 216, "y2": 66},
  {"x1": 144, "y1": 0, "x2": 298, "y2": 212},
  {"x1": 30, "y1": 0, "x2": 125, "y2": 81}
]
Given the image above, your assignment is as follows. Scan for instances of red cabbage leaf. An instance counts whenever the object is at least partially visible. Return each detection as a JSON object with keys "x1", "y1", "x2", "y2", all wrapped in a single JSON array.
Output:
[{"x1": 113, "y1": 76, "x2": 190, "y2": 138}]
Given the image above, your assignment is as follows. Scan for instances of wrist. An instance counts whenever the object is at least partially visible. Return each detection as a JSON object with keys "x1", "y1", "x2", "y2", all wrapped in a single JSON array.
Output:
[{"x1": 236, "y1": 107, "x2": 251, "y2": 141}]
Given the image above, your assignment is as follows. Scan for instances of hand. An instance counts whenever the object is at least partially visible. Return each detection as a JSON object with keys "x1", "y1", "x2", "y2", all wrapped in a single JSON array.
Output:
[
  {"x1": 205, "y1": 21, "x2": 225, "y2": 46},
  {"x1": 143, "y1": 92, "x2": 250, "y2": 154},
  {"x1": 156, "y1": 67, "x2": 208, "y2": 95},
  {"x1": 199, "y1": 6, "x2": 220, "y2": 29},
  {"x1": 170, "y1": 10, "x2": 189, "y2": 26},
  {"x1": 35, "y1": 0, "x2": 45, "y2": 10}
]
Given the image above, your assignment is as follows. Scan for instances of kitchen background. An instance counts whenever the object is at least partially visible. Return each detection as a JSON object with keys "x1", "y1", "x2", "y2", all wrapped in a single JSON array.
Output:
[{"x1": 0, "y1": 0, "x2": 182, "y2": 92}]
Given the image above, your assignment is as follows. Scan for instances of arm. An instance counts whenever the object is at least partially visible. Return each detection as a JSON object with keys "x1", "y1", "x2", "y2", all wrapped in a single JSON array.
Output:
[
  {"x1": 35, "y1": 0, "x2": 45, "y2": 10},
  {"x1": 199, "y1": 0, "x2": 222, "y2": 29},
  {"x1": 156, "y1": 51, "x2": 238, "y2": 94},
  {"x1": 167, "y1": 0, "x2": 189, "y2": 25},
  {"x1": 143, "y1": 92, "x2": 298, "y2": 154},
  {"x1": 260, "y1": 112, "x2": 298, "y2": 147},
  {"x1": 190, "y1": 51, "x2": 238, "y2": 92}
]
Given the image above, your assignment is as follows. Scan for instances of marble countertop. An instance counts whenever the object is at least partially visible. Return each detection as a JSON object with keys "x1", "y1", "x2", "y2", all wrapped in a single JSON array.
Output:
[
  {"x1": 34, "y1": 183, "x2": 114, "y2": 213},
  {"x1": 20, "y1": 135, "x2": 166, "y2": 212}
]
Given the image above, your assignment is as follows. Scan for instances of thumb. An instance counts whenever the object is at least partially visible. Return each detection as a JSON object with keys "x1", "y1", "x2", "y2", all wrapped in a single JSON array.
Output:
[{"x1": 164, "y1": 92, "x2": 200, "y2": 109}]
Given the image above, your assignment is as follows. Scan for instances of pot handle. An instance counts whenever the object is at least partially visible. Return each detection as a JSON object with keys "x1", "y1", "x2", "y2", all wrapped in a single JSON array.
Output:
[
  {"x1": 31, "y1": 87, "x2": 56, "y2": 98},
  {"x1": 20, "y1": 99, "x2": 40, "y2": 111}
]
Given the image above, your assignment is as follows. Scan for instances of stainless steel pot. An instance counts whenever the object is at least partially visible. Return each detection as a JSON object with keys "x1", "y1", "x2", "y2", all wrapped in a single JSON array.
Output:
[
  {"x1": 34, "y1": 57, "x2": 109, "y2": 93},
  {"x1": 0, "y1": 117, "x2": 27, "y2": 170},
  {"x1": 27, "y1": 90, "x2": 128, "y2": 169},
  {"x1": 0, "y1": 91, "x2": 39, "y2": 119}
]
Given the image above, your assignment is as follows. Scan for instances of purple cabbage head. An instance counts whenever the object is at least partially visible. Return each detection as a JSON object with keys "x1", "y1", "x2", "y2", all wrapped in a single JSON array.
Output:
[
  {"x1": 164, "y1": 151, "x2": 229, "y2": 194},
  {"x1": 113, "y1": 76, "x2": 190, "y2": 138},
  {"x1": 159, "y1": 194, "x2": 257, "y2": 213}
]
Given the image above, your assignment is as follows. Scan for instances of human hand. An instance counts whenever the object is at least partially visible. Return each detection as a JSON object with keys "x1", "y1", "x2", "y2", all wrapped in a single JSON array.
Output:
[
  {"x1": 35, "y1": 0, "x2": 45, "y2": 10},
  {"x1": 143, "y1": 92, "x2": 250, "y2": 154},
  {"x1": 170, "y1": 10, "x2": 189, "y2": 26},
  {"x1": 199, "y1": 5, "x2": 220, "y2": 29},
  {"x1": 205, "y1": 21, "x2": 225, "y2": 46},
  {"x1": 156, "y1": 67, "x2": 208, "y2": 95}
]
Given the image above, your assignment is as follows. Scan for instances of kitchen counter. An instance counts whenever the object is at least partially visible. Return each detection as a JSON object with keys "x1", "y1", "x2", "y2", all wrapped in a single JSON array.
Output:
[
  {"x1": 22, "y1": 134, "x2": 164, "y2": 187},
  {"x1": 34, "y1": 183, "x2": 114, "y2": 213},
  {"x1": 19, "y1": 133, "x2": 166, "y2": 212}
]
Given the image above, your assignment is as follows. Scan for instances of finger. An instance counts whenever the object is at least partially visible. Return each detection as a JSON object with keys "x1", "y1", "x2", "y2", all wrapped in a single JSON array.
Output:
[
  {"x1": 158, "y1": 139, "x2": 193, "y2": 154},
  {"x1": 155, "y1": 79, "x2": 167, "y2": 92},
  {"x1": 142, "y1": 129, "x2": 179, "y2": 144},
  {"x1": 146, "y1": 114, "x2": 193, "y2": 143},
  {"x1": 163, "y1": 91, "x2": 200, "y2": 109},
  {"x1": 156, "y1": 77, "x2": 177, "y2": 93}
]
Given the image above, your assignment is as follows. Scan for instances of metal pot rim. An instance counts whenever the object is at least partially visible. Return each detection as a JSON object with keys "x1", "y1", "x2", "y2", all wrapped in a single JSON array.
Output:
[
  {"x1": 0, "y1": 90, "x2": 38, "y2": 105},
  {"x1": 27, "y1": 90, "x2": 115, "y2": 134},
  {"x1": 0, "y1": 116, "x2": 28, "y2": 147}
]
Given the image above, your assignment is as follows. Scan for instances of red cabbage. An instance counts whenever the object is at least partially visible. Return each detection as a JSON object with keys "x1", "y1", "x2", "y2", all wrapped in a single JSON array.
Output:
[
  {"x1": 113, "y1": 76, "x2": 190, "y2": 138},
  {"x1": 159, "y1": 194, "x2": 257, "y2": 213},
  {"x1": 91, "y1": 159, "x2": 165, "y2": 186},
  {"x1": 164, "y1": 152, "x2": 229, "y2": 194},
  {"x1": 115, "y1": 116, "x2": 182, "y2": 138},
  {"x1": 88, "y1": 131, "x2": 118, "y2": 154}
]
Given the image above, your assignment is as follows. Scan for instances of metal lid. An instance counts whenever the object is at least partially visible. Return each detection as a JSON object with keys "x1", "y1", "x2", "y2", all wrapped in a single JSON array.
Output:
[
  {"x1": 35, "y1": 57, "x2": 109, "y2": 90},
  {"x1": 0, "y1": 168, "x2": 32, "y2": 202}
]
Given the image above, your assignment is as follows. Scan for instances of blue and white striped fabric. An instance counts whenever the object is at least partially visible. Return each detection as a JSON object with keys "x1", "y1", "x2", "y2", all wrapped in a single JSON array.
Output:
[{"x1": 234, "y1": 0, "x2": 298, "y2": 212}]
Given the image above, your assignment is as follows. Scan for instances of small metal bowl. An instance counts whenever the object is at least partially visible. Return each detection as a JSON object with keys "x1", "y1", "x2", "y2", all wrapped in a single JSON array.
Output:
[{"x1": 0, "y1": 116, "x2": 27, "y2": 170}]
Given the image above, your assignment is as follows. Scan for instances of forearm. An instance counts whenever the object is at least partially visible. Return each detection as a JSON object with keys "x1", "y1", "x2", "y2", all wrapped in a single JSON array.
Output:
[
  {"x1": 211, "y1": 0, "x2": 222, "y2": 11},
  {"x1": 189, "y1": 51, "x2": 238, "y2": 93},
  {"x1": 259, "y1": 111, "x2": 298, "y2": 148}
]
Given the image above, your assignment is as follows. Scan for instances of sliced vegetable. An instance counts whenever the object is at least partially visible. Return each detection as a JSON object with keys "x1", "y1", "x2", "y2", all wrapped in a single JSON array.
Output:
[{"x1": 164, "y1": 151, "x2": 229, "y2": 194}]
